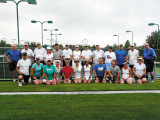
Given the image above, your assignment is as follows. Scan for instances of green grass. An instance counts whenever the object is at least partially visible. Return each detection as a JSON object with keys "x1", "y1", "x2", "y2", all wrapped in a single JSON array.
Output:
[
  {"x1": 0, "y1": 81, "x2": 160, "y2": 92},
  {"x1": 0, "y1": 94, "x2": 160, "y2": 120}
]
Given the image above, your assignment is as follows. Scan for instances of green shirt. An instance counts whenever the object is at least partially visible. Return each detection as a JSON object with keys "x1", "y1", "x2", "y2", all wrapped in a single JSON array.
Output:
[
  {"x1": 109, "y1": 66, "x2": 120, "y2": 78},
  {"x1": 43, "y1": 65, "x2": 56, "y2": 80}
]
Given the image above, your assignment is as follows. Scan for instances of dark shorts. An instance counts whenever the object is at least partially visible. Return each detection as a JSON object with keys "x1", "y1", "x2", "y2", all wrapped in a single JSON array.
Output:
[
  {"x1": 129, "y1": 65, "x2": 134, "y2": 70},
  {"x1": 19, "y1": 74, "x2": 30, "y2": 83},
  {"x1": 118, "y1": 65, "x2": 123, "y2": 70},
  {"x1": 31, "y1": 76, "x2": 40, "y2": 81},
  {"x1": 135, "y1": 75, "x2": 146, "y2": 81},
  {"x1": 144, "y1": 59, "x2": 154, "y2": 72},
  {"x1": 9, "y1": 61, "x2": 17, "y2": 71},
  {"x1": 63, "y1": 59, "x2": 72, "y2": 67},
  {"x1": 96, "y1": 76, "x2": 104, "y2": 83}
]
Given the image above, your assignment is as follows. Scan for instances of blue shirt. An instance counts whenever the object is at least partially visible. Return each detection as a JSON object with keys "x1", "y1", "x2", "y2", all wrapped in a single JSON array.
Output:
[
  {"x1": 115, "y1": 49, "x2": 127, "y2": 65},
  {"x1": 143, "y1": 48, "x2": 156, "y2": 60},
  {"x1": 5, "y1": 49, "x2": 21, "y2": 62},
  {"x1": 43, "y1": 65, "x2": 56, "y2": 80},
  {"x1": 94, "y1": 64, "x2": 106, "y2": 76},
  {"x1": 32, "y1": 63, "x2": 43, "y2": 77}
]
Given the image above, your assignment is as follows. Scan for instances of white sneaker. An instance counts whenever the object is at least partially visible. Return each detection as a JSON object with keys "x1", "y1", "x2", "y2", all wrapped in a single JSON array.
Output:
[
  {"x1": 28, "y1": 77, "x2": 32, "y2": 83},
  {"x1": 109, "y1": 80, "x2": 112, "y2": 83},
  {"x1": 13, "y1": 79, "x2": 16, "y2": 82}
]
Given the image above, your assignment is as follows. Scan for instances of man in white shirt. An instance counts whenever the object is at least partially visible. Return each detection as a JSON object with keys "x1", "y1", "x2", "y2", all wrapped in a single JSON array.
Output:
[
  {"x1": 21, "y1": 43, "x2": 34, "y2": 64},
  {"x1": 128, "y1": 44, "x2": 139, "y2": 69},
  {"x1": 81, "y1": 44, "x2": 93, "y2": 66},
  {"x1": 93, "y1": 45, "x2": 104, "y2": 66},
  {"x1": 34, "y1": 42, "x2": 46, "y2": 64},
  {"x1": 62, "y1": 43, "x2": 72, "y2": 66},
  {"x1": 16, "y1": 52, "x2": 31, "y2": 85},
  {"x1": 103, "y1": 46, "x2": 116, "y2": 71}
]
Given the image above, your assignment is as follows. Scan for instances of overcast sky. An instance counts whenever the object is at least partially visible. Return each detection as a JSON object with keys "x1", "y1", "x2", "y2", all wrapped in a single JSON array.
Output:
[{"x1": 0, "y1": 0, "x2": 160, "y2": 47}]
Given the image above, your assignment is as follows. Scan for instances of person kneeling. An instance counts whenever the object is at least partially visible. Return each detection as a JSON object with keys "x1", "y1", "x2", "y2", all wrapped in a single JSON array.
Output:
[
  {"x1": 73, "y1": 59, "x2": 82, "y2": 83},
  {"x1": 120, "y1": 61, "x2": 133, "y2": 84},
  {"x1": 43, "y1": 58, "x2": 56, "y2": 85},
  {"x1": 133, "y1": 57, "x2": 147, "y2": 84},
  {"x1": 94, "y1": 57, "x2": 107, "y2": 83},
  {"x1": 62, "y1": 61, "x2": 73, "y2": 83},
  {"x1": 16, "y1": 52, "x2": 31, "y2": 85}
]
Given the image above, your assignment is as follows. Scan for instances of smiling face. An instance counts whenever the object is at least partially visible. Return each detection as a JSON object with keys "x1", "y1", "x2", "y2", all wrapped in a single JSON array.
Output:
[
  {"x1": 99, "y1": 58, "x2": 103, "y2": 64},
  {"x1": 37, "y1": 44, "x2": 41, "y2": 49},
  {"x1": 47, "y1": 61, "x2": 52, "y2": 66},
  {"x1": 24, "y1": 45, "x2": 29, "y2": 50},
  {"x1": 36, "y1": 59, "x2": 40, "y2": 64},
  {"x1": 47, "y1": 49, "x2": 51, "y2": 53}
]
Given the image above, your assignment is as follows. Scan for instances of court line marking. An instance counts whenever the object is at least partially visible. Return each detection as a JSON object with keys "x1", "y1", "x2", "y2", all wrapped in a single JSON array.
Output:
[{"x1": 0, "y1": 90, "x2": 160, "y2": 95}]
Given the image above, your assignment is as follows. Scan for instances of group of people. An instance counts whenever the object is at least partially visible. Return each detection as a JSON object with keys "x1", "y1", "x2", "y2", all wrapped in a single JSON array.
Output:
[{"x1": 4, "y1": 42, "x2": 156, "y2": 85}]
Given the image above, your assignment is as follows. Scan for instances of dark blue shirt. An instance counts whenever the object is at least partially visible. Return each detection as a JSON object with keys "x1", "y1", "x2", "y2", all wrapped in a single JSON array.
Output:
[
  {"x1": 115, "y1": 49, "x2": 127, "y2": 65},
  {"x1": 94, "y1": 64, "x2": 106, "y2": 76},
  {"x1": 143, "y1": 48, "x2": 156, "y2": 60},
  {"x1": 5, "y1": 49, "x2": 21, "y2": 62}
]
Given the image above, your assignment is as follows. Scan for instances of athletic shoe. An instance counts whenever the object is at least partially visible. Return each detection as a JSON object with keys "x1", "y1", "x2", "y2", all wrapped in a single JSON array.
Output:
[
  {"x1": 109, "y1": 80, "x2": 112, "y2": 83},
  {"x1": 150, "y1": 80, "x2": 154, "y2": 83},
  {"x1": 13, "y1": 79, "x2": 16, "y2": 82}
]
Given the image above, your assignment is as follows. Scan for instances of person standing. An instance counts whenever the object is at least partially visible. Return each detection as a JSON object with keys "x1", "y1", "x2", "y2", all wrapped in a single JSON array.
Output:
[
  {"x1": 62, "y1": 61, "x2": 74, "y2": 83},
  {"x1": 94, "y1": 57, "x2": 107, "y2": 83},
  {"x1": 21, "y1": 43, "x2": 34, "y2": 64},
  {"x1": 109, "y1": 60, "x2": 120, "y2": 84},
  {"x1": 103, "y1": 46, "x2": 116, "y2": 71},
  {"x1": 16, "y1": 52, "x2": 31, "y2": 85},
  {"x1": 72, "y1": 45, "x2": 81, "y2": 66},
  {"x1": 44, "y1": 46, "x2": 54, "y2": 64},
  {"x1": 128, "y1": 44, "x2": 139, "y2": 69},
  {"x1": 143, "y1": 43, "x2": 156, "y2": 82},
  {"x1": 115, "y1": 44, "x2": 128, "y2": 70},
  {"x1": 93, "y1": 45, "x2": 104, "y2": 66},
  {"x1": 81, "y1": 44, "x2": 93, "y2": 66},
  {"x1": 34, "y1": 42, "x2": 46, "y2": 64},
  {"x1": 4, "y1": 44, "x2": 21, "y2": 82},
  {"x1": 53, "y1": 43, "x2": 63, "y2": 66},
  {"x1": 62, "y1": 43, "x2": 72, "y2": 67}
]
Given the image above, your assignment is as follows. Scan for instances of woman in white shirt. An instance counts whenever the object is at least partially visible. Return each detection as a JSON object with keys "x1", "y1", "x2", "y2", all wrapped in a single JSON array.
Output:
[
  {"x1": 55, "y1": 60, "x2": 62, "y2": 84},
  {"x1": 133, "y1": 57, "x2": 147, "y2": 84},
  {"x1": 120, "y1": 61, "x2": 132, "y2": 84},
  {"x1": 82, "y1": 59, "x2": 92, "y2": 84},
  {"x1": 73, "y1": 59, "x2": 82, "y2": 83},
  {"x1": 72, "y1": 45, "x2": 81, "y2": 66},
  {"x1": 44, "y1": 46, "x2": 54, "y2": 64}
]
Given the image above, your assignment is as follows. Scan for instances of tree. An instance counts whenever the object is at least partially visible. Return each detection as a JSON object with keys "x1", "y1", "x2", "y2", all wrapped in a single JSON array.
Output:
[
  {"x1": 91, "y1": 45, "x2": 96, "y2": 48},
  {"x1": 112, "y1": 43, "x2": 119, "y2": 50},
  {"x1": 29, "y1": 42, "x2": 37, "y2": 47},
  {"x1": 124, "y1": 40, "x2": 130, "y2": 49},
  {"x1": 0, "y1": 40, "x2": 11, "y2": 47},
  {"x1": 146, "y1": 30, "x2": 159, "y2": 49}
]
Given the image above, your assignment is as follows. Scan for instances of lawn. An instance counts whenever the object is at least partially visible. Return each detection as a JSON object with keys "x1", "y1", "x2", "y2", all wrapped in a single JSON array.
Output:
[
  {"x1": 0, "y1": 81, "x2": 160, "y2": 92},
  {"x1": 0, "y1": 94, "x2": 160, "y2": 120}
]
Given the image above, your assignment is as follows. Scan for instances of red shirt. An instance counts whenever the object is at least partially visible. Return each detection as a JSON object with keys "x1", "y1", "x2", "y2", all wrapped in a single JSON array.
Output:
[{"x1": 62, "y1": 66, "x2": 73, "y2": 79}]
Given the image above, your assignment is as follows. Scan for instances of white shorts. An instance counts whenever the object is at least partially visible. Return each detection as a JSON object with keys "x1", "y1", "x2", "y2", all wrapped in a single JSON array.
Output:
[
  {"x1": 83, "y1": 76, "x2": 92, "y2": 81},
  {"x1": 43, "y1": 79, "x2": 53, "y2": 83}
]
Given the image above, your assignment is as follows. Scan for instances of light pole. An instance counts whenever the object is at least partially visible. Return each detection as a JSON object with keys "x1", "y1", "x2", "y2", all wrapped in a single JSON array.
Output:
[
  {"x1": 44, "y1": 29, "x2": 58, "y2": 46},
  {"x1": 148, "y1": 23, "x2": 159, "y2": 78},
  {"x1": 31, "y1": 20, "x2": 53, "y2": 46},
  {"x1": 113, "y1": 35, "x2": 119, "y2": 46},
  {"x1": 0, "y1": 0, "x2": 37, "y2": 48},
  {"x1": 53, "y1": 33, "x2": 62, "y2": 44},
  {"x1": 126, "y1": 31, "x2": 133, "y2": 44}
]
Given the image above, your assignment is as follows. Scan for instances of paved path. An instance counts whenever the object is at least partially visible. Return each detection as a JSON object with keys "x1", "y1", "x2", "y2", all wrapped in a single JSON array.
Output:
[{"x1": 0, "y1": 90, "x2": 160, "y2": 95}]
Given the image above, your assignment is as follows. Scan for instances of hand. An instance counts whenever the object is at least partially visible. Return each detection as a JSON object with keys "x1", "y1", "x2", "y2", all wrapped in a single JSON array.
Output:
[
  {"x1": 110, "y1": 74, "x2": 113, "y2": 78},
  {"x1": 7, "y1": 59, "x2": 12, "y2": 63},
  {"x1": 19, "y1": 71, "x2": 23, "y2": 74},
  {"x1": 33, "y1": 77, "x2": 37, "y2": 80}
]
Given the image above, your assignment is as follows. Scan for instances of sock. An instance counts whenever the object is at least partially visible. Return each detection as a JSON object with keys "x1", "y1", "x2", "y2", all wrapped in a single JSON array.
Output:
[{"x1": 151, "y1": 76, "x2": 154, "y2": 80}]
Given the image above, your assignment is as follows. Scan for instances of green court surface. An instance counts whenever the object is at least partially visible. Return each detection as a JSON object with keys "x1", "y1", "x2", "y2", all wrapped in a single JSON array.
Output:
[
  {"x1": 0, "y1": 81, "x2": 160, "y2": 92},
  {"x1": 0, "y1": 94, "x2": 160, "y2": 120}
]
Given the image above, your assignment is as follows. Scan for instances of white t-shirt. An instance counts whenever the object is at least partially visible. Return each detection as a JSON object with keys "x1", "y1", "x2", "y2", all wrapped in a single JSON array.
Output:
[
  {"x1": 134, "y1": 63, "x2": 146, "y2": 76},
  {"x1": 17, "y1": 59, "x2": 31, "y2": 75},
  {"x1": 103, "y1": 51, "x2": 116, "y2": 64},
  {"x1": 34, "y1": 48, "x2": 46, "y2": 61},
  {"x1": 82, "y1": 49, "x2": 93, "y2": 62},
  {"x1": 44, "y1": 53, "x2": 54, "y2": 61},
  {"x1": 128, "y1": 49, "x2": 139, "y2": 65},
  {"x1": 93, "y1": 50, "x2": 104, "y2": 64},
  {"x1": 63, "y1": 49, "x2": 72, "y2": 59},
  {"x1": 21, "y1": 49, "x2": 34, "y2": 64}
]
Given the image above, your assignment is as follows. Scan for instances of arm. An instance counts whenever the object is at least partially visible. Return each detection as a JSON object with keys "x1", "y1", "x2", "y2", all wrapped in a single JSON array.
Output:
[
  {"x1": 128, "y1": 68, "x2": 132, "y2": 78},
  {"x1": 16, "y1": 67, "x2": 23, "y2": 74},
  {"x1": 62, "y1": 72, "x2": 66, "y2": 80},
  {"x1": 90, "y1": 66, "x2": 92, "y2": 78},
  {"x1": 117, "y1": 72, "x2": 120, "y2": 81},
  {"x1": 53, "y1": 73, "x2": 56, "y2": 81},
  {"x1": 40, "y1": 68, "x2": 43, "y2": 79},
  {"x1": 43, "y1": 73, "x2": 48, "y2": 80},
  {"x1": 31, "y1": 68, "x2": 36, "y2": 79},
  {"x1": 4, "y1": 54, "x2": 11, "y2": 63},
  {"x1": 88, "y1": 55, "x2": 92, "y2": 61},
  {"x1": 82, "y1": 67, "x2": 85, "y2": 78},
  {"x1": 133, "y1": 67, "x2": 137, "y2": 76},
  {"x1": 104, "y1": 70, "x2": 107, "y2": 79},
  {"x1": 79, "y1": 52, "x2": 82, "y2": 60},
  {"x1": 94, "y1": 70, "x2": 97, "y2": 78},
  {"x1": 121, "y1": 68, "x2": 123, "y2": 79}
]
